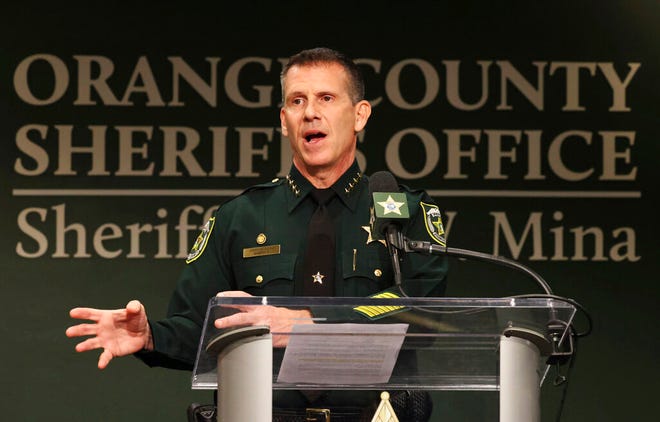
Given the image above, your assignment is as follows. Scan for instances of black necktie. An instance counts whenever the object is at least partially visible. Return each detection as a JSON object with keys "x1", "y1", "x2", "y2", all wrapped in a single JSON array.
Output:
[{"x1": 302, "y1": 188, "x2": 336, "y2": 296}]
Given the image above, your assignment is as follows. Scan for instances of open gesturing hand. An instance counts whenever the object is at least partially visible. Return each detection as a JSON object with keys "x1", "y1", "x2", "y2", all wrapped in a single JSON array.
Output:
[{"x1": 66, "y1": 300, "x2": 151, "y2": 369}]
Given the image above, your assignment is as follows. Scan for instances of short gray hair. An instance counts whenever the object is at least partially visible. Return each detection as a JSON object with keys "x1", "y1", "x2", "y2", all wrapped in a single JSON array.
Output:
[{"x1": 280, "y1": 47, "x2": 365, "y2": 105}]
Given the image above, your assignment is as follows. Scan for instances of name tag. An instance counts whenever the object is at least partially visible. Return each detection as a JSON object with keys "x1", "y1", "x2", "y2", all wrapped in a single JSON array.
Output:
[{"x1": 243, "y1": 244, "x2": 281, "y2": 258}]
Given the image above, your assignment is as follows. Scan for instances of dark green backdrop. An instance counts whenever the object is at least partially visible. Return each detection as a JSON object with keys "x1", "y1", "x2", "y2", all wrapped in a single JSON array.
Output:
[{"x1": 1, "y1": 1, "x2": 658, "y2": 421}]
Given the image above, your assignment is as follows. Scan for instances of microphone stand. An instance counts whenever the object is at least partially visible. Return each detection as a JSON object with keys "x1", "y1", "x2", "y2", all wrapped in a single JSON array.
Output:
[
  {"x1": 402, "y1": 237, "x2": 586, "y2": 394},
  {"x1": 404, "y1": 239, "x2": 554, "y2": 295},
  {"x1": 383, "y1": 225, "x2": 406, "y2": 288},
  {"x1": 406, "y1": 237, "x2": 593, "y2": 383}
]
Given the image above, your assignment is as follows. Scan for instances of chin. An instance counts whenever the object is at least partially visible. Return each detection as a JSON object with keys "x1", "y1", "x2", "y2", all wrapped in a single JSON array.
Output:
[{"x1": 299, "y1": 153, "x2": 331, "y2": 167}]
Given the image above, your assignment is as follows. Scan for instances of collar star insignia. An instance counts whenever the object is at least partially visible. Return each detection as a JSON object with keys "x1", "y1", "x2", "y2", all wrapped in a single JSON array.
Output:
[
  {"x1": 361, "y1": 226, "x2": 387, "y2": 246},
  {"x1": 312, "y1": 271, "x2": 325, "y2": 284},
  {"x1": 343, "y1": 171, "x2": 362, "y2": 195},
  {"x1": 285, "y1": 174, "x2": 301, "y2": 197},
  {"x1": 377, "y1": 195, "x2": 405, "y2": 215}
]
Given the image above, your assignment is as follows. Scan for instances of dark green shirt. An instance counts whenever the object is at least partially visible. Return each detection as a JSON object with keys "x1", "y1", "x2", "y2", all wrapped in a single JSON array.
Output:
[{"x1": 139, "y1": 161, "x2": 449, "y2": 375}]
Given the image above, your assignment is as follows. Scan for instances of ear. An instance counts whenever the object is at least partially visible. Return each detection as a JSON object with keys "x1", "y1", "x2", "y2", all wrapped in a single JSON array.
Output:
[
  {"x1": 354, "y1": 100, "x2": 372, "y2": 133},
  {"x1": 280, "y1": 108, "x2": 289, "y2": 137}
]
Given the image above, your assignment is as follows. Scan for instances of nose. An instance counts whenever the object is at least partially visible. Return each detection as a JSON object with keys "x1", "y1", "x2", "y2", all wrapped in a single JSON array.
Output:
[{"x1": 303, "y1": 101, "x2": 320, "y2": 121}]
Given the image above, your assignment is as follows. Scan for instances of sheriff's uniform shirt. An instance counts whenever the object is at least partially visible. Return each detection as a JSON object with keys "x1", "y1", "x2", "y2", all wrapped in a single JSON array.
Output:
[{"x1": 138, "y1": 161, "x2": 449, "y2": 407}]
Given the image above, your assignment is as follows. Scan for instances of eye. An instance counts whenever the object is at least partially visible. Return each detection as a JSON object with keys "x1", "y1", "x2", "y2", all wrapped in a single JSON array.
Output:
[
  {"x1": 321, "y1": 95, "x2": 333, "y2": 102},
  {"x1": 290, "y1": 97, "x2": 304, "y2": 106}
]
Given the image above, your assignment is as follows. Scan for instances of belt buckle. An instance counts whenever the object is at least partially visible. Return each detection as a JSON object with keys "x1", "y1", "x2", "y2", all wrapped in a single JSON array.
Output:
[{"x1": 306, "y1": 407, "x2": 331, "y2": 421}]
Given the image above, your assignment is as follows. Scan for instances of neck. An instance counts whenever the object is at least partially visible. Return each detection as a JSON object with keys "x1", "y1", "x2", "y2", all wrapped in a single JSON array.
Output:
[{"x1": 293, "y1": 156, "x2": 354, "y2": 189}]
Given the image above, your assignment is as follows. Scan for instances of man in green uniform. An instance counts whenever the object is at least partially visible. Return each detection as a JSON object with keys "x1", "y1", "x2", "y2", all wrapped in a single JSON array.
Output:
[{"x1": 67, "y1": 47, "x2": 448, "y2": 421}]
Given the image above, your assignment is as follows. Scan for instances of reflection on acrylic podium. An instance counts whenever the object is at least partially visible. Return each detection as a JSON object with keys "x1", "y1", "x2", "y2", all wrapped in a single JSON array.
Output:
[{"x1": 192, "y1": 295, "x2": 576, "y2": 422}]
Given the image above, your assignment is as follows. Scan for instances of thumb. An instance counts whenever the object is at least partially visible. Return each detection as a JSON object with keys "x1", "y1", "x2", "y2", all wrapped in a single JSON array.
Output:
[{"x1": 126, "y1": 300, "x2": 144, "y2": 315}]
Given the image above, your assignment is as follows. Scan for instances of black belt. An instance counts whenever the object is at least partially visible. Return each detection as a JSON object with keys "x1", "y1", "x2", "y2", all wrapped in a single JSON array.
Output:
[{"x1": 273, "y1": 406, "x2": 369, "y2": 422}]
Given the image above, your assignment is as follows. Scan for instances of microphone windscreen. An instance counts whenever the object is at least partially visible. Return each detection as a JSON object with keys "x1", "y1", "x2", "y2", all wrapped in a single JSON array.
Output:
[
  {"x1": 369, "y1": 171, "x2": 409, "y2": 237},
  {"x1": 368, "y1": 170, "x2": 399, "y2": 195}
]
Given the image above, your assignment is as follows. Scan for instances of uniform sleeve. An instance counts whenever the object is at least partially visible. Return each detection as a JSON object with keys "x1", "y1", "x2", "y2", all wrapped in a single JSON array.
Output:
[
  {"x1": 398, "y1": 189, "x2": 449, "y2": 297},
  {"x1": 136, "y1": 209, "x2": 234, "y2": 370}
]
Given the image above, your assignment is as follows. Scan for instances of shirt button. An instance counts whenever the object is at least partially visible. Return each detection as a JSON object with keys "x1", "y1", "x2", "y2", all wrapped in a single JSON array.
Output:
[
  {"x1": 256, "y1": 233, "x2": 267, "y2": 244},
  {"x1": 374, "y1": 269, "x2": 383, "y2": 277},
  {"x1": 256, "y1": 275, "x2": 264, "y2": 284}
]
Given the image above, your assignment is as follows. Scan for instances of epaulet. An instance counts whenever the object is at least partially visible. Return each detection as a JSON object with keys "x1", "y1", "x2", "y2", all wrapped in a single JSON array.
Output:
[
  {"x1": 239, "y1": 177, "x2": 286, "y2": 196},
  {"x1": 399, "y1": 183, "x2": 426, "y2": 196},
  {"x1": 399, "y1": 183, "x2": 446, "y2": 246}
]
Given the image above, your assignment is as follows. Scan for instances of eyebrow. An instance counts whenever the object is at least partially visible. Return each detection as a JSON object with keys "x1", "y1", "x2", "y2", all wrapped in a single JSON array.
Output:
[
  {"x1": 286, "y1": 90, "x2": 306, "y2": 99},
  {"x1": 287, "y1": 90, "x2": 338, "y2": 99},
  {"x1": 316, "y1": 91, "x2": 336, "y2": 97}
]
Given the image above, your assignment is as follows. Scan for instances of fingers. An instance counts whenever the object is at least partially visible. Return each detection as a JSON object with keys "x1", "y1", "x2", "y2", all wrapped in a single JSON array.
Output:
[
  {"x1": 69, "y1": 336, "x2": 113, "y2": 370},
  {"x1": 217, "y1": 291, "x2": 246, "y2": 297},
  {"x1": 272, "y1": 334, "x2": 290, "y2": 348},
  {"x1": 216, "y1": 290, "x2": 252, "y2": 297},
  {"x1": 216, "y1": 291, "x2": 257, "y2": 313},
  {"x1": 214, "y1": 312, "x2": 254, "y2": 329},
  {"x1": 65, "y1": 323, "x2": 98, "y2": 338},
  {"x1": 217, "y1": 290, "x2": 252, "y2": 298},
  {"x1": 219, "y1": 303, "x2": 257, "y2": 313},
  {"x1": 70, "y1": 301, "x2": 144, "y2": 320},
  {"x1": 69, "y1": 334, "x2": 114, "y2": 369},
  {"x1": 69, "y1": 307, "x2": 101, "y2": 321},
  {"x1": 74, "y1": 337, "x2": 100, "y2": 353},
  {"x1": 98, "y1": 349, "x2": 114, "y2": 370}
]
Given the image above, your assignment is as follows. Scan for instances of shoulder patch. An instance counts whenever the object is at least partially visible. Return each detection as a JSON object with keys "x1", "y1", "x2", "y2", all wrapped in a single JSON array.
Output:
[
  {"x1": 186, "y1": 217, "x2": 216, "y2": 264},
  {"x1": 420, "y1": 202, "x2": 446, "y2": 246}
]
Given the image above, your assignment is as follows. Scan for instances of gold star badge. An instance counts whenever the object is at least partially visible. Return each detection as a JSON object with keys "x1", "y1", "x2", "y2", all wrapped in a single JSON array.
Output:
[
  {"x1": 361, "y1": 226, "x2": 387, "y2": 246},
  {"x1": 312, "y1": 271, "x2": 325, "y2": 284},
  {"x1": 377, "y1": 195, "x2": 405, "y2": 215}
]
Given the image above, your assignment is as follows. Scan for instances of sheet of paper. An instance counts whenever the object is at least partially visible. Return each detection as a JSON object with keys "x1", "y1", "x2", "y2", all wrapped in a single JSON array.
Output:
[{"x1": 276, "y1": 323, "x2": 409, "y2": 385}]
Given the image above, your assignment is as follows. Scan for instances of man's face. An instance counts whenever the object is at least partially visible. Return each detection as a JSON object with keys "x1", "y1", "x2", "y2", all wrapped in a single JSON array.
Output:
[{"x1": 280, "y1": 63, "x2": 370, "y2": 181}]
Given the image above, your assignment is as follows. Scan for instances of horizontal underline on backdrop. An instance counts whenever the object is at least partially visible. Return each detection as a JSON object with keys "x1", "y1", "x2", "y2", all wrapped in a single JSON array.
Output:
[
  {"x1": 12, "y1": 189, "x2": 642, "y2": 198},
  {"x1": 429, "y1": 190, "x2": 642, "y2": 198}
]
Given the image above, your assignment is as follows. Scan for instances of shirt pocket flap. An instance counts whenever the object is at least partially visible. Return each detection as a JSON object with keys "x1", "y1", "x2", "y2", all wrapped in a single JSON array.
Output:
[
  {"x1": 233, "y1": 253, "x2": 297, "y2": 291},
  {"x1": 340, "y1": 247, "x2": 390, "y2": 282}
]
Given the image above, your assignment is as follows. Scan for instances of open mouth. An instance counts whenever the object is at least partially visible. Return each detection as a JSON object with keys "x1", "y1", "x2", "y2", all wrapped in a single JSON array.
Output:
[{"x1": 304, "y1": 131, "x2": 326, "y2": 142}]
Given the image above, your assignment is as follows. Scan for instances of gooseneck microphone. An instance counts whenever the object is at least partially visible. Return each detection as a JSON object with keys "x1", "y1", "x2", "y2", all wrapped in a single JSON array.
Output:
[
  {"x1": 368, "y1": 171, "x2": 410, "y2": 287},
  {"x1": 367, "y1": 171, "x2": 591, "y2": 392},
  {"x1": 368, "y1": 170, "x2": 554, "y2": 296}
]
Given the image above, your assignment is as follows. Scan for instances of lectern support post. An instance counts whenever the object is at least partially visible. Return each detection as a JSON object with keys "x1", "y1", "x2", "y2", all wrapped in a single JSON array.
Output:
[
  {"x1": 500, "y1": 335, "x2": 542, "y2": 422},
  {"x1": 207, "y1": 326, "x2": 272, "y2": 422}
]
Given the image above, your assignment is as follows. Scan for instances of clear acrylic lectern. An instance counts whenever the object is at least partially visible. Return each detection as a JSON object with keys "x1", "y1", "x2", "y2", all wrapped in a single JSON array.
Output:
[{"x1": 192, "y1": 296, "x2": 576, "y2": 422}]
